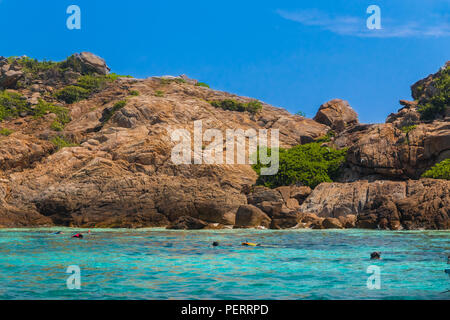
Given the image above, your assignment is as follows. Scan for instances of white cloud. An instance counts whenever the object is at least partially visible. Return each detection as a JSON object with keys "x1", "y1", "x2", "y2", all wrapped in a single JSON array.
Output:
[{"x1": 277, "y1": 9, "x2": 450, "y2": 38}]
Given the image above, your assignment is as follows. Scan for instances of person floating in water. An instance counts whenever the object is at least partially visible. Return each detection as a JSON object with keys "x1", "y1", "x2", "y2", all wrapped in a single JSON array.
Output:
[
  {"x1": 72, "y1": 233, "x2": 83, "y2": 239},
  {"x1": 212, "y1": 242, "x2": 219, "y2": 247},
  {"x1": 242, "y1": 240, "x2": 260, "y2": 247},
  {"x1": 53, "y1": 231, "x2": 63, "y2": 235},
  {"x1": 370, "y1": 252, "x2": 381, "y2": 260}
]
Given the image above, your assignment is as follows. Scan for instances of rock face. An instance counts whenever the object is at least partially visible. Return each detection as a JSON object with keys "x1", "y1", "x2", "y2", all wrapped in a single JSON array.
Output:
[
  {"x1": 0, "y1": 57, "x2": 24, "y2": 89},
  {"x1": 73, "y1": 52, "x2": 110, "y2": 75},
  {"x1": 386, "y1": 100, "x2": 421, "y2": 128},
  {"x1": 0, "y1": 53, "x2": 448, "y2": 230},
  {"x1": 235, "y1": 205, "x2": 271, "y2": 228},
  {"x1": 167, "y1": 216, "x2": 207, "y2": 230},
  {"x1": 335, "y1": 121, "x2": 450, "y2": 179},
  {"x1": 411, "y1": 61, "x2": 449, "y2": 119},
  {"x1": 300, "y1": 179, "x2": 449, "y2": 230},
  {"x1": 0, "y1": 52, "x2": 329, "y2": 228},
  {"x1": 314, "y1": 99, "x2": 359, "y2": 132}
]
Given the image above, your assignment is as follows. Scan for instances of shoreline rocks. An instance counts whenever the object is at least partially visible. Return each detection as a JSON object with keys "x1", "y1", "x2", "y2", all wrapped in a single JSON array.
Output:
[{"x1": 0, "y1": 53, "x2": 448, "y2": 230}]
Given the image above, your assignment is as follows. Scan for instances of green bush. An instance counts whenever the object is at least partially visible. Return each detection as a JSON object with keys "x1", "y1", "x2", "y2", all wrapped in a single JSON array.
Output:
[
  {"x1": 102, "y1": 100, "x2": 127, "y2": 123},
  {"x1": 0, "y1": 128, "x2": 13, "y2": 136},
  {"x1": 252, "y1": 142, "x2": 347, "y2": 189},
  {"x1": 76, "y1": 75, "x2": 110, "y2": 92},
  {"x1": 50, "y1": 120, "x2": 64, "y2": 131},
  {"x1": 10, "y1": 57, "x2": 60, "y2": 75},
  {"x1": 210, "y1": 99, "x2": 262, "y2": 114},
  {"x1": 155, "y1": 90, "x2": 164, "y2": 97},
  {"x1": 421, "y1": 159, "x2": 450, "y2": 180},
  {"x1": 159, "y1": 78, "x2": 186, "y2": 85},
  {"x1": 417, "y1": 66, "x2": 449, "y2": 120},
  {"x1": 107, "y1": 73, "x2": 132, "y2": 81},
  {"x1": 50, "y1": 136, "x2": 78, "y2": 150},
  {"x1": 54, "y1": 85, "x2": 90, "y2": 104},
  {"x1": 34, "y1": 99, "x2": 70, "y2": 122},
  {"x1": 295, "y1": 111, "x2": 306, "y2": 117},
  {"x1": 400, "y1": 125, "x2": 417, "y2": 134},
  {"x1": 196, "y1": 82, "x2": 210, "y2": 88},
  {"x1": 129, "y1": 90, "x2": 140, "y2": 96},
  {"x1": 315, "y1": 131, "x2": 336, "y2": 143},
  {"x1": 55, "y1": 74, "x2": 123, "y2": 104},
  {"x1": 0, "y1": 90, "x2": 30, "y2": 121}
]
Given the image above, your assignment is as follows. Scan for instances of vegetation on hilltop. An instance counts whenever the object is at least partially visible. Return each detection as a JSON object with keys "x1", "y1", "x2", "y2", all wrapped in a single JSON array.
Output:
[
  {"x1": 210, "y1": 99, "x2": 263, "y2": 114},
  {"x1": 416, "y1": 65, "x2": 449, "y2": 120},
  {"x1": 54, "y1": 74, "x2": 126, "y2": 104}
]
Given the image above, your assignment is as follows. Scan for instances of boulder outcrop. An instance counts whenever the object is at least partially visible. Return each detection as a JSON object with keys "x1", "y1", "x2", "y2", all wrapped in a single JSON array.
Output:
[
  {"x1": 0, "y1": 53, "x2": 448, "y2": 230},
  {"x1": 235, "y1": 205, "x2": 271, "y2": 228},
  {"x1": 313, "y1": 99, "x2": 358, "y2": 132},
  {"x1": 300, "y1": 179, "x2": 449, "y2": 230}
]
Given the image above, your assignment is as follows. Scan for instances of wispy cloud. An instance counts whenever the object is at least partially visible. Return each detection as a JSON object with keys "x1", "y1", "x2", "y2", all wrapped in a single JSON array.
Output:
[{"x1": 277, "y1": 9, "x2": 450, "y2": 38}]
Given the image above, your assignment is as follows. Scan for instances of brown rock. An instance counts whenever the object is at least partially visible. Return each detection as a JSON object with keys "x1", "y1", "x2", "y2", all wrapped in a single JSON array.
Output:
[
  {"x1": 290, "y1": 186, "x2": 312, "y2": 204},
  {"x1": 313, "y1": 99, "x2": 359, "y2": 132},
  {"x1": 73, "y1": 52, "x2": 110, "y2": 75},
  {"x1": 338, "y1": 214, "x2": 357, "y2": 228},
  {"x1": 298, "y1": 212, "x2": 325, "y2": 229},
  {"x1": 235, "y1": 205, "x2": 271, "y2": 228},
  {"x1": 285, "y1": 198, "x2": 300, "y2": 209},
  {"x1": 247, "y1": 186, "x2": 283, "y2": 205},
  {"x1": 0, "y1": 69, "x2": 24, "y2": 88},
  {"x1": 301, "y1": 179, "x2": 449, "y2": 230},
  {"x1": 335, "y1": 122, "x2": 450, "y2": 179},
  {"x1": 167, "y1": 216, "x2": 207, "y2": 230},
  {"x1": 322, "y1": 217, "x2": 343, "y2": 229}
]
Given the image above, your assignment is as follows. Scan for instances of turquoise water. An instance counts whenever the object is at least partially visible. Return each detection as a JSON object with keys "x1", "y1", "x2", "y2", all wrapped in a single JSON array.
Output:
[{"x1": 0, "y1": 228, "x2": 449, "y2": 300}]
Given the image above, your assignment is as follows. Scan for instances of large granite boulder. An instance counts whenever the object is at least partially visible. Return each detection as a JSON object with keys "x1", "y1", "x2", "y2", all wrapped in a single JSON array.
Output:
[
  {"x1": 73, "y1": 52, "x2": 110, "y2": 75},
  {"x1": 314, "y1": 99, "x2": 359, "y2": 132},
  {"x1": 235, "y1": 205, "x2": 271, "y2": 228},
  {"x1": 0, "y1": 57, "x2": 24, "y2": 89}
]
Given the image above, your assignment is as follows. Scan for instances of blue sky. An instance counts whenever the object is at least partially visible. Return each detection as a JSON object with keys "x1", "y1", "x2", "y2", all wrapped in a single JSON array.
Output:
[{"x1": 0, "y1": 0, "x2": 448, "y2": 123}]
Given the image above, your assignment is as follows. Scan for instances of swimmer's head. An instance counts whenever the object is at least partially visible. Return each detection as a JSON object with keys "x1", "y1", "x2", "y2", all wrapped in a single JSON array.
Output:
[
  {"x1": 370, "y1": 252, "x2": 381, "y2": 260},
  {"x1": 212, "y1": 242, "x2": 219, "y2": 247}
]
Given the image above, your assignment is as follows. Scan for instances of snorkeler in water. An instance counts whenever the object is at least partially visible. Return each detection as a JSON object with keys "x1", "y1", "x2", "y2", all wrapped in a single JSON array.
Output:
[
  {"x1": 242, "y1": 240, "x2": 261, "y2": 247},
  {"x1": 370, "y1": 252, "x2": 381, "y2": 260},
  {"x1": 53, "y1": 231, "x2": 63, "y2": 235},
  {"x1": 72, "y1": 233, "x2": 83, "y2": 239}
]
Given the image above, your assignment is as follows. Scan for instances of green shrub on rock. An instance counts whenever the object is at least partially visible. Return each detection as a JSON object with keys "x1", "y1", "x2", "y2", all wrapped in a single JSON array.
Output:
[
  {"x1": 417, "y1": 66, "x2": 449, "y2": 120},
  {"x1": 55, "y1": 74, "x2": 124, "y2": 104},
  {"x1": 195, "y1": 82, "x2": 210, "y2": 88},
  {"x1": 252, "y1": 142, "x2": 347, "y2": 189},
  {"x1": 54, "y1": 85, "x2": 90, "y2": 104},
  {"x1": 210, "y1": 99, "x2": 262, "y2": 114},
  {"x1": 421, "y1": 159, "x2": 450, "y2": 180},
  {"x1": 0, "y1": 90, "x2": 30, "y2": 121},
  {"x1": 50, "y1": 136, "x2": 78, "y2": 150},
  {"x1": 34, "y1": 99, "x2": 71, "y2": 131},
  {"x1": 0, "y1": 128, "x2": 13, "y2": 136}
]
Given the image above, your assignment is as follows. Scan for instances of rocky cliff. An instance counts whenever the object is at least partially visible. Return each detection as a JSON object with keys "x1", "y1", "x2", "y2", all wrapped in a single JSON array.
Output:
[{"x1": 0, "y1": 53, "x2": 448, "y2": 230}]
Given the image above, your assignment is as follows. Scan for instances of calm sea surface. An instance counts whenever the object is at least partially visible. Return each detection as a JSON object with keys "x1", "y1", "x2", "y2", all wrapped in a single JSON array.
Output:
[{"x1": 0, "y1": 228, "x2": 449, "y2": 300}]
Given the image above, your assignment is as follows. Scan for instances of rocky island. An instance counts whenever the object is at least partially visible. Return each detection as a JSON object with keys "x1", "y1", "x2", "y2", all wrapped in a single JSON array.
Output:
[{"x1": 0, "y1": 53, "x2": 448, "y2": 230}]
